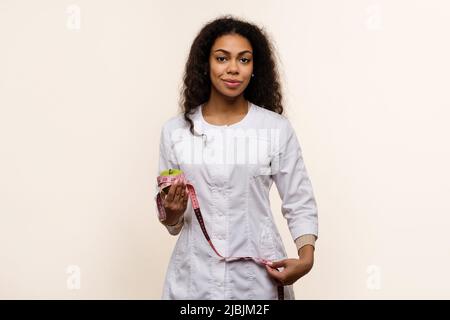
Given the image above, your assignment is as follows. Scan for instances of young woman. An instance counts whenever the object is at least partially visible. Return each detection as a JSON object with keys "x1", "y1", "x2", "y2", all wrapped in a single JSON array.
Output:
[{"x1": 155, "y1": 15, "x2": 318, "y2": 300}]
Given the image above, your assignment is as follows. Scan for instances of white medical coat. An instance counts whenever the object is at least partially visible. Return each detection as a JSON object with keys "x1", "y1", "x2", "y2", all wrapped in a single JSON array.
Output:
[{"x1": 155, "y1": 102, "x2": 319, "y2": 299}]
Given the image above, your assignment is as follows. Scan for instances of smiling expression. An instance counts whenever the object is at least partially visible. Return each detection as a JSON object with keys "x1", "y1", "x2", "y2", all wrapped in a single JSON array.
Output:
[{"x1": 208, "y1": 34, "x2": 254, "y2": 97}]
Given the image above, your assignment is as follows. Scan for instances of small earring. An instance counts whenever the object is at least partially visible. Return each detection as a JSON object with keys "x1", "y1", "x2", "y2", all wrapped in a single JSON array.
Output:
[{"x1": 251, "y1": 73, "x2": 254, "y2": 77}]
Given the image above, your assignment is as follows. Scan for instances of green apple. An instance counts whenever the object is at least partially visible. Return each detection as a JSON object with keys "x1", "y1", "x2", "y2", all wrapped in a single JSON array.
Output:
[{"x1": 160, "y1": 168, "x2": 183, "y2": 194}]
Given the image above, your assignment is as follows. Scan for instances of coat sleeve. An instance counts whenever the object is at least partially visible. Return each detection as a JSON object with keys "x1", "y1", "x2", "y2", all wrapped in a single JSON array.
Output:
[
  {"x1": 271, "y1": 118, "x2": 319, "y2": 242},
  {"x1": 154, "y1": 124, "x2": 183, "y2": 236}
]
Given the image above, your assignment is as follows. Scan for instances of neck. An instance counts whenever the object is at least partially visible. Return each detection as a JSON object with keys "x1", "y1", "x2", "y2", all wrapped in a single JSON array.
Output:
[{"x1": 203, "y1": 91, "x2": 248, "y2": 116}]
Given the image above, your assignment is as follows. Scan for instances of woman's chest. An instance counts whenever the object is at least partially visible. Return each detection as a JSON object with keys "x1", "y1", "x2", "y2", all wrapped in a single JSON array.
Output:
[{"x1": 171, "y1": 127, "x2": 274, "y2": 184}]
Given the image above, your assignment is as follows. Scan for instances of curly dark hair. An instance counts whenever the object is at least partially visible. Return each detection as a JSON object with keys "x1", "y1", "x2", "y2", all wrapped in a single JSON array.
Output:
[{"x1": 179, "y1": 14, "x2": 284, "y2": 135}]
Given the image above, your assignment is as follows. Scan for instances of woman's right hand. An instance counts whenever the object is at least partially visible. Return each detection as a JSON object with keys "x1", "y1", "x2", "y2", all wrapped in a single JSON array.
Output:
[{"x1": 160, "y1": 177, "x2": 189, "y2": 225}]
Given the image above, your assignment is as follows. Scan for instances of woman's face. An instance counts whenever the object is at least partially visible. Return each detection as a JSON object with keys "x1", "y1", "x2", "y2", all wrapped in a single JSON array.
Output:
[{"x1": 208, "y1": 34, "x2": 254, "y2": 98}]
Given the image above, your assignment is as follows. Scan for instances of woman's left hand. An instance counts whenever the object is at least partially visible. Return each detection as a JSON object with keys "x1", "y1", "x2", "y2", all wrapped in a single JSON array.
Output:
[{"x1": 265, "y1": 257, "x2": 314, "y2": 286}]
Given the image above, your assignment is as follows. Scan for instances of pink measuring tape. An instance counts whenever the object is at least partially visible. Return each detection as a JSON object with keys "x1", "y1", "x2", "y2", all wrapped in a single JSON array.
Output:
[{"x1": 156, "y1": 170, "x2": 285, "y2": 300}]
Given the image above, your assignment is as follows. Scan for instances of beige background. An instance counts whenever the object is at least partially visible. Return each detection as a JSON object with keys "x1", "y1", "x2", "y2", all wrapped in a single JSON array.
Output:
[{"x1": 1, "y1": 0, "x2": 449, "y2": 299}]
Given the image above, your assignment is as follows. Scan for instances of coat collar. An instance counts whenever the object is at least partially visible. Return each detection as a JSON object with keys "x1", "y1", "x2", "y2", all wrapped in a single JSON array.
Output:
[{"x1": 191, "y1": 101, "x2": 254, "y2": 136}]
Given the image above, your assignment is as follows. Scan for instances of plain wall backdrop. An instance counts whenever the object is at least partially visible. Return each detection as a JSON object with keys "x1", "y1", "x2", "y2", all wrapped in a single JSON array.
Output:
[{"x1": 1, "y1": 0, "x2": 449, "y2": 299}]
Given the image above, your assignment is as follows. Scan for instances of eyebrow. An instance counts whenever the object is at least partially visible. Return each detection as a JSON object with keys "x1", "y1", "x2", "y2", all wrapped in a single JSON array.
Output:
[{"x1": 213, "y1": 49, "x2": 253, "y2": 55}]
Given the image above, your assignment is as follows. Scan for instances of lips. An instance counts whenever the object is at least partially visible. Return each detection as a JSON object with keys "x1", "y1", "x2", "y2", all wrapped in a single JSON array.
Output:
[
  {"x1": 223, "y1": 79, "x2": 242, "y2": 83},
  {"x1": 223, "y1": 80, "x2": 241, "y2": 88}
]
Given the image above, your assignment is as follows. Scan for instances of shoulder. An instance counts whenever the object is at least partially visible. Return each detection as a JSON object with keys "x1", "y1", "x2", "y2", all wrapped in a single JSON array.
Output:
[
  {"x1": 251, "y1": 104, "x2": 298, "y2": 152},
  {"x1": 251, "y1": 103, "x2": 293, "y2": 132},
  {"x1": 161, "y1": 112, "x2": 188, "y2": 132},
  {"x1": 159, "y1": 111, "x2": 198, "y2": 146}
]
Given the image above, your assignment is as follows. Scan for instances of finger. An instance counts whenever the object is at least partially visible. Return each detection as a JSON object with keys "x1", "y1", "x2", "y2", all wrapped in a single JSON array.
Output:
[
  {"x1": 166, "y1": 180, "x2": 179, "y2": 202},
  {"x1": 174, "y1": 182, "x2": 182, "y2": 202},
  {"x1": 179, "y1": 182, "x2": 187, "y2": 200},
  {"x1": 270, "y1": 259, "x2": 287, "y2": 269},
  {"x1": 181, "y1": 187, "x2": 188, "y2": 206},
  {"x1": 265, "y1": 265, "x2": 283, "y2": 285}
]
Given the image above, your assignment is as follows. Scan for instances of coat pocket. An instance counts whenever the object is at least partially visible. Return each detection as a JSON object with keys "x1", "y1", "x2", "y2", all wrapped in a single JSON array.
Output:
[
  {"x1": 247, "y1": 135, "x2": 274, "y2": 186},
  {"x1": 250, "y1": 166, "x2": 272, "y2": 189}
]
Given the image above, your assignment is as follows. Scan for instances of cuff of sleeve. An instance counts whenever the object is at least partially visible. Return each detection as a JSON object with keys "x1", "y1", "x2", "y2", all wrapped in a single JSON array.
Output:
[
  {"x1": 294, "y1": 234, "x2": 317, "y2": 251},
  {"x1": 163, "y1": 215, "x2": 184, "y2": 235}
]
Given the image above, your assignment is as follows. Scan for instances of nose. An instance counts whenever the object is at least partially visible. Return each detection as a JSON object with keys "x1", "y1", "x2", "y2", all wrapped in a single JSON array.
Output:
[{"x1": 227, "y1": 60, "x2": 239, "y2": 74}]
